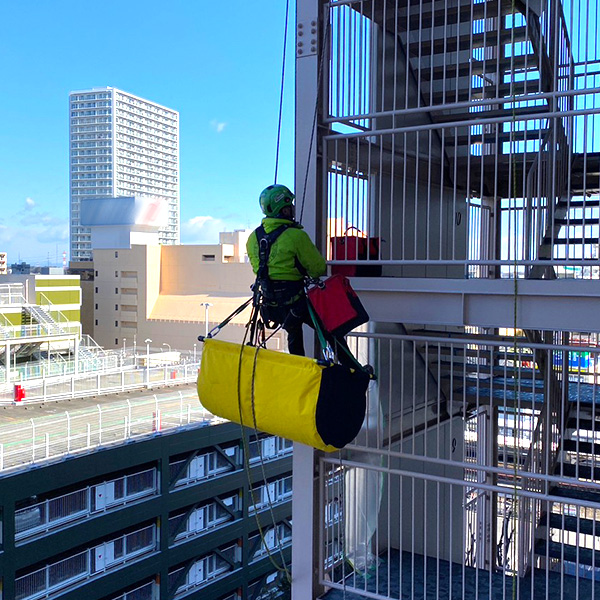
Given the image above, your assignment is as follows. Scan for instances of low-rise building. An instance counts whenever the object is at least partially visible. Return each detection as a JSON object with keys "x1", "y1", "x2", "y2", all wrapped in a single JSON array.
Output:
[{"x1": 0, "y1": 386, "x2": 293, "y2": 600}]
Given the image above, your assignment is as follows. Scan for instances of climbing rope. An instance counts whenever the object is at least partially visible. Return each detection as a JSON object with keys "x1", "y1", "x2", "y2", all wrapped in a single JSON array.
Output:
[
  {"x1": 274, "y1": 0, "x2": 291, "y2": 185},
  {"x1": 235, "y1": 305, "x2": 293, "y2": 583}
]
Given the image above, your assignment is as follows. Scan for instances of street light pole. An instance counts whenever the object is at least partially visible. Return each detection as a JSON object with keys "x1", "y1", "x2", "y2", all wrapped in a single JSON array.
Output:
[
  {"x1": 202, "y1": 302, "x2": 213, "y2": 337},
  {"x1": 145, "y1": 338, "x2": 152, "y2": 386},
  {"x1": 162, "y1": 342, "x2": 171, "y2": 353}
]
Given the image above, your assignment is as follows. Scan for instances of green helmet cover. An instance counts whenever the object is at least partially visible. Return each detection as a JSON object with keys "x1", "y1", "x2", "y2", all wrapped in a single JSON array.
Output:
[{"x1": 259, "y1": 184, "x2": 295, "y2": 217}]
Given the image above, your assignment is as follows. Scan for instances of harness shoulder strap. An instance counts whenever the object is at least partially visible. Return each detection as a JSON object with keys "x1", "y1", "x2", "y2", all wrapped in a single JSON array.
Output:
[{"x1": 255, "y1": 224, "x2": 291, "y2": 280}]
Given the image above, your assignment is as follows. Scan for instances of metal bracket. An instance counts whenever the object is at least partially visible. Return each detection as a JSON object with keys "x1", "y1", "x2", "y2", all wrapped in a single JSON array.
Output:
[{"x1": 297, "y1": 20, "x2": 318, "y2": 57}]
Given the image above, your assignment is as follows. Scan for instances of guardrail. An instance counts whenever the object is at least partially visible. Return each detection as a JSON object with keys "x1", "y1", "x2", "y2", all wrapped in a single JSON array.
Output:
[
  {"x1": 0, "y1": 361, "x2": 201, "y2": 404},
  {"x1": 0, "y1": 321, "x2": 81, "y2": 340},
  {"x1": 15, "y1": 525, "x2": 157, "y2": 600},
  {"x1": 0, "y1": 354, "x2": 123, "y2": 385},
  {"x1": 0, "y1": 283, "x2": 26, "y2": 305},
  {"x1": 0, "y1": 389, "x2": 219, "y2": 473},
  {"x1": 15, "y1": 468, "x2": 158, "y2": 540}
]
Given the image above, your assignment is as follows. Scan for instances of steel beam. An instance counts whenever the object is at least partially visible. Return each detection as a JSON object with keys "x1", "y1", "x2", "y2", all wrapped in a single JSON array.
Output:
[{"x1": 351, "y1": 277, "x2": 600, "y2": 331}]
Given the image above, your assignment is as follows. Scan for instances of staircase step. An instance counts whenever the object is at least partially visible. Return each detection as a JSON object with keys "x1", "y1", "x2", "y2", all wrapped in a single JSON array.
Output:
[
  {"x1": 541, "y1": 512, "x2": 600, "y2": 536},
  {"x1": 438, "y1": 361, "x2": 538, "y2": 378},
  {"x1": 406, "y1": 25, "x2": 528, "y2": 57},
  {"x1": 563, "y1": 439, "x2": 600, "y2": 456},
  {"x1": 394, "y1": 0, "x2": 515, "y2": 31},
  {"x1": 457, "y1": 376, "x2": 544, "y2": 393},
  {"x1": 566, "y1": 416, "x2": 600, "y2": 432},
  {"x1": 546, "y1": 236, "x2": 600, "y2": 246},
  {"x1": 535, "y1": 539, "x2": 600, "y2": 567},
  {"x1": 555, "y1": 218, "x2": 600, "y2": 227},
  {"x1": 417, "y1": 54, "x2": 535, "y2": 82},
  {"x1": 455, "y1": 129, "x2": 550, "y2": 148},
  {"x1": 411, "y1": 328, "x2": 525, "y2": 343},
  {"x1": 549, "y1": 485, "x2": 600, "y2": 505},
  {"x1": 431, "y1": 80, "x2": 545, "y2": 105},
  {"x1": 556, "y1": 462, "x2": 600, "y2": 481},
  {"x1": 558, "y1": 198, "x2": 600, "y2": 208},
  {"x1": 432, "y1": 104, "x2": 551, "y2": 125}
]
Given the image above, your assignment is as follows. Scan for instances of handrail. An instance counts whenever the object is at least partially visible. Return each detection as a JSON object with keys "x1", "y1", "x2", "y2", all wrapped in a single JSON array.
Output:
[
  {"x1": 0, "y1": 283, "x2": 27, "y2": 306},
  {"x1": 37, "y1": 292, "x2": 73, "y2": 327},
  {"x1": 80, "y1": 334, "x2": 107, "y2": 356}
]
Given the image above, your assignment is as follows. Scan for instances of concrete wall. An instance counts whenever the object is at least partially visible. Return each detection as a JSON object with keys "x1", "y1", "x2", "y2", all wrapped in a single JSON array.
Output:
[
  {"x1": 160, "y1": 245, "x2": 255, "y2": 295},
  {"x1": 93, "y1": 244, "x2": 283, "y2": 352}
]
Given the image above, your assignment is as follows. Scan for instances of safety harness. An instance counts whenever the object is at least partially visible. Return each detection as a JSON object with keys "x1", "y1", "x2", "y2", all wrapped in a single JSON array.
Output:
[{"x1": 254, "y1": 223, "x2": 304, "y2": 309}]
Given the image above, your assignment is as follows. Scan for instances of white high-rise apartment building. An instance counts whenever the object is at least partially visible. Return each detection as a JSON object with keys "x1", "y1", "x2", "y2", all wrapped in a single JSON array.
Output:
[{"x1": 69, "y1": 87, "x2": 179, "y2": 260}]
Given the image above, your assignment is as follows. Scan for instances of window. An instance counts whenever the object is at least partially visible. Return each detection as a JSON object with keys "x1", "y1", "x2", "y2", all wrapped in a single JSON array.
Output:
[
  {"x1": 115, "y1": 321, "x2": 118, "y2": 327},
  {"x1": 115, "y1": 338, "x2": 118, "y2": 345},
  {"x1": 115, "y1": 287, "x2": 119, "y2": 294},
  {"x1": 115, "y1": 270, "x2": 118, "y2": 277},
  {"x1": 95, "y1": 286, "x2": 98, "y2": 293},
  {"x1": 95, "y1": 270, "x2": 98, "y2": 276},
  {"x1": 95, "y1": 303, "x2": 98, "y2": 309},
  {"x1": 115, "y1": 251, "x2": 119, "y2": 258},
  {"x1": 115, "y1": 304, "x2": 118, "y2": 310},
  {"x1": 202, "y1": 255, "x2": 216, "y2": 262},
  {"x1": 95, "y1": 319, "x2": 98, "y2": 326}
]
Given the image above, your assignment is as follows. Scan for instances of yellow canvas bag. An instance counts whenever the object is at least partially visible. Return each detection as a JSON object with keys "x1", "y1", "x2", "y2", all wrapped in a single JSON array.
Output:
[{"x1": 197, "y1": 338, "x2": 369, "y2": 452}]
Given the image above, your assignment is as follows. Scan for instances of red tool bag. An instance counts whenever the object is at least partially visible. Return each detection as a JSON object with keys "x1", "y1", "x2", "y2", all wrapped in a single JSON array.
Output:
[
  {"x1": 307, "y1": 274, "x2": 369, "y2": 337},
  {"x1": 330, "y1": 227, "x2": 382, "y2": 277}
]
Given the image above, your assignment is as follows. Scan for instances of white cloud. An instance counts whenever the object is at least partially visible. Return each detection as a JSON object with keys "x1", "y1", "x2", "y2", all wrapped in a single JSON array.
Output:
[
  {"x1": 0, "y1": 202, "x2": 68, "y2": 265},
  {"x1": 182, "y1": 215, "x2": 246, "y2": 245},
  {"x1": 210, "y1": 119, "x2": 227, "y2": 133}
]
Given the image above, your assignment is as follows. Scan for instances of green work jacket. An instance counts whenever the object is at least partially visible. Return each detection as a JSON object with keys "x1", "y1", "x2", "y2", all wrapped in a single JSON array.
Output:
[{"x1": 246, "y1": 217, "x2": 327, "y2": 281}]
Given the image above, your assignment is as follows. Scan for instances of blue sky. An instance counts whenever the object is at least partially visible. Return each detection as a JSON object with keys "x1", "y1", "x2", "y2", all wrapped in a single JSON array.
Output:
[{"x1": 0, "y1": 0, "x2": 295, "y2": 265}]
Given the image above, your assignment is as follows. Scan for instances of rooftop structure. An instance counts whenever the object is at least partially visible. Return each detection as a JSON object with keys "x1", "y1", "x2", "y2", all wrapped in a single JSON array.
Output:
[
  {"x1": 80, "y1": 195, "x2": 170, "y2": 250},
  {"x1": 292, "y1": 0, "x2": 600, "y2": 598},
  {"x1": 69, "y1": 87, "x2": 180, "y2": 261}
]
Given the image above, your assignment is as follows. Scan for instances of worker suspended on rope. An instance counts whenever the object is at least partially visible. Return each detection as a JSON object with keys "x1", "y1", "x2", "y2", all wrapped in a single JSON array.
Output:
[{"x1": 247, "y1": 184, "x2": 357, "y2": 366}]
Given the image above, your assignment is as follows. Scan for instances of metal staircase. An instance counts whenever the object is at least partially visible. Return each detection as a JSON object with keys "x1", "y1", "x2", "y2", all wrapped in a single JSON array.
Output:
[
  {"x1": 350, "y1": 0, "x2": 571, "y2": 194},
  {"x1": 22, "y1": 305, "x2": 64, "y2": 336},
  {"x1": 533, "y1": 406, "x2": 600, "y2": 576},
  {"x1": 407, "y1": 326, "x2": 599, "y2": 577}
]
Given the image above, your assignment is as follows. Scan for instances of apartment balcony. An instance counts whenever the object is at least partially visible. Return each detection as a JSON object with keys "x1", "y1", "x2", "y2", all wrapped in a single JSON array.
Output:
[{"x1": 119, "y1": 294, "x2": 139, "y2": 306}]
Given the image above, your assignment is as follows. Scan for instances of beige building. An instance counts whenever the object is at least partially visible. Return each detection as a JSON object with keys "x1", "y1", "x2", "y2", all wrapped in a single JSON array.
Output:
[{"x1": 92, "y1": 230, "x2": 283, "y2": 352}]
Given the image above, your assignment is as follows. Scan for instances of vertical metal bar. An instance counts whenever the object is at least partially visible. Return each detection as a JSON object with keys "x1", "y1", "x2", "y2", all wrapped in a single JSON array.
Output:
[
  {"x1": 97, "y1": 404, "x2": 102, "y2": 446},
  {"x1": 66, "y1": 411, "x2": 71, "y2": 452},
  {"x1": 31, "y1": 417, "x2": 36, "y2": 462}
]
